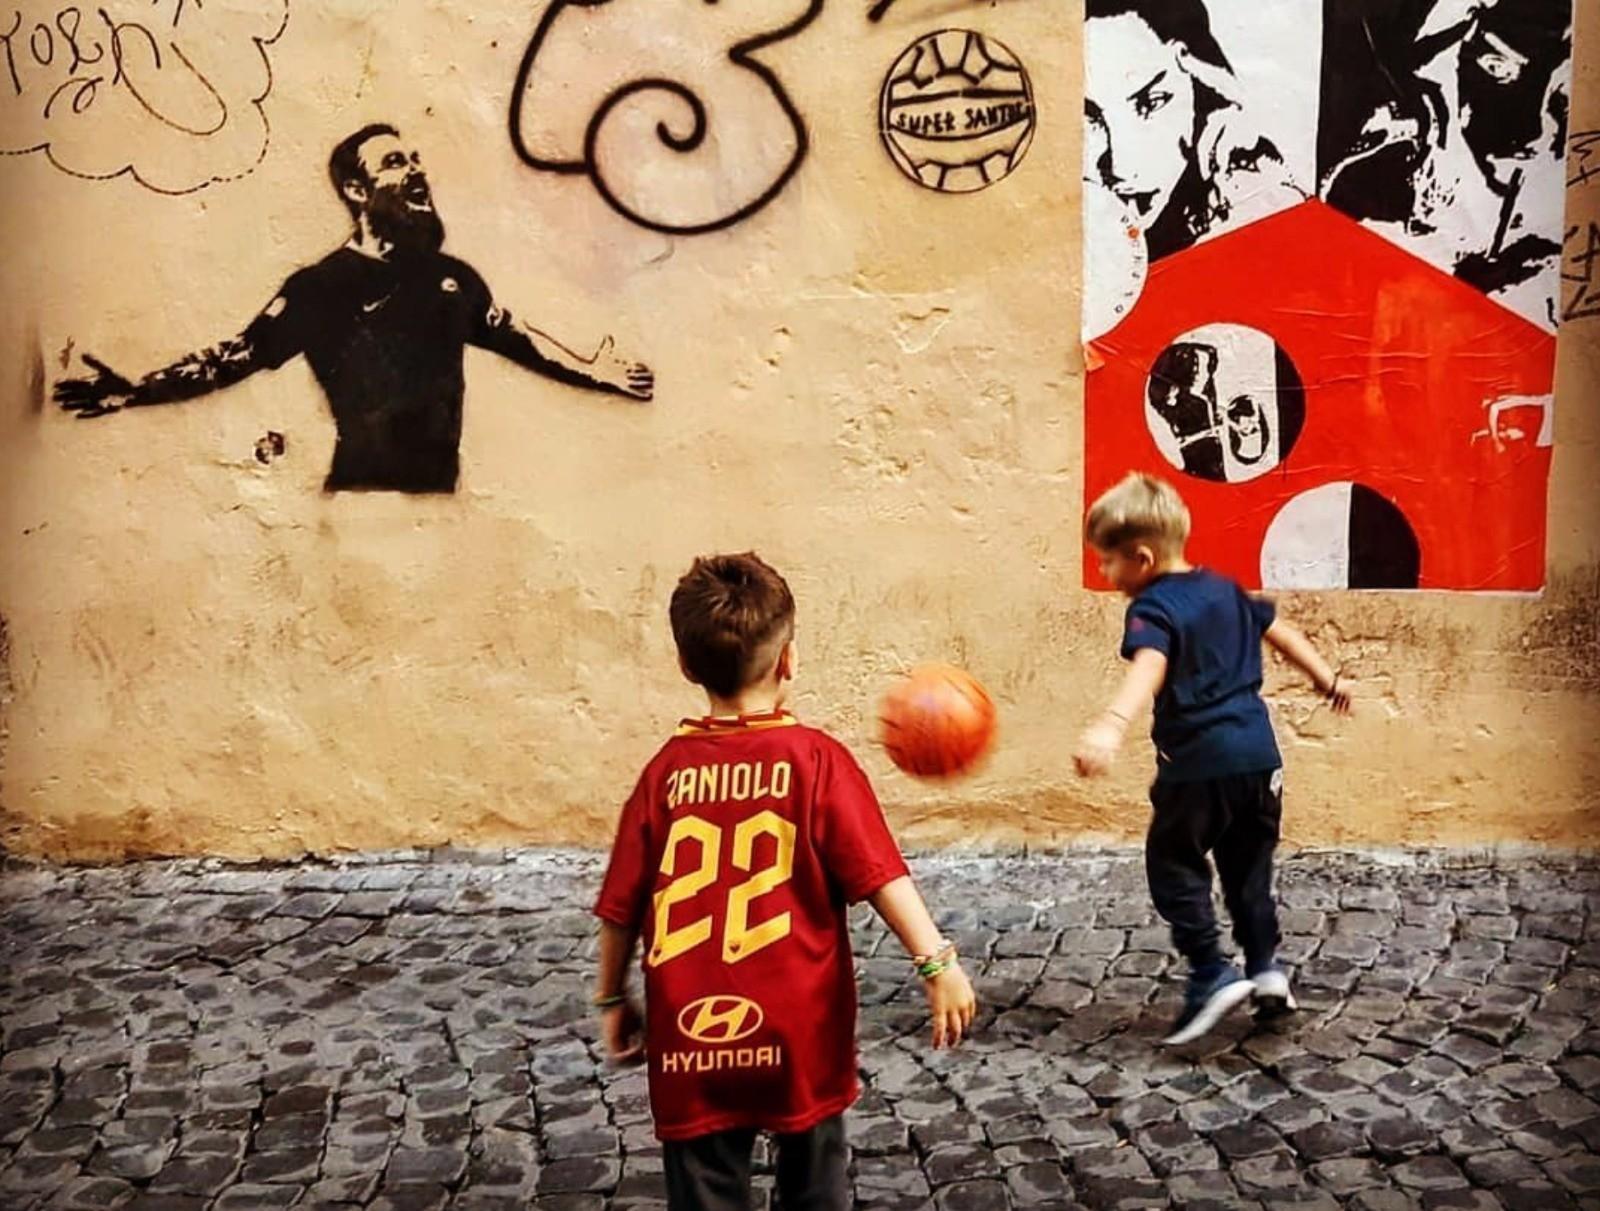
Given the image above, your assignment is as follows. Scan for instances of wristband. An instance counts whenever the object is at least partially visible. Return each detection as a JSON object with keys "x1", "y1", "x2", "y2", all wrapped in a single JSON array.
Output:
[
  {"x1": 912, "y1": 940, "x2": 958, "y2": 979},
  {"x1": 910, "y1": 939, "x2": 956, "y2": 966},
  {"x1": 593, "y1": 993, "x2": 626, "y2": 1009}
]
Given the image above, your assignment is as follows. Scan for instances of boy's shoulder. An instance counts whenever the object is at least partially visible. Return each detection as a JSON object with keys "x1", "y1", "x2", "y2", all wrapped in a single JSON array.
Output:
[
  {"x1": 1135, "y1": 567, "x2": 1247, "y2": 612},
  {"x1": 644, "y1": 715, "x2": 852, "y2": 763}
]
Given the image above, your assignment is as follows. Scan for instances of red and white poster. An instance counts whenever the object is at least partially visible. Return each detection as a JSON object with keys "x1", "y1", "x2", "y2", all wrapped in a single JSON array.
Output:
[{"x1": 1083, "y1": 0, "x2": 1572, "y2": 591}]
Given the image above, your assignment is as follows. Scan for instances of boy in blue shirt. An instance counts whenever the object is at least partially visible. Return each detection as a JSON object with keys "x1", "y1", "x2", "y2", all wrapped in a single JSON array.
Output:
[{"x1": 1075, "y1": 473, "x2": 1353, "y2": 1045}]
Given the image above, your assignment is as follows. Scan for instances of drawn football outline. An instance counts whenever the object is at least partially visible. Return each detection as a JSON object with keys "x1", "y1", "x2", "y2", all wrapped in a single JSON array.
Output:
[{"x1": 879, "y1": 29, "x2": 1036, "y2": 194}]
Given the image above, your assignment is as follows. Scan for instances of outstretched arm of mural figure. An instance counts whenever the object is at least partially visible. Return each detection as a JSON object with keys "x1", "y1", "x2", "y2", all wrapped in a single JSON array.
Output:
[
  {"x1": 476, "y1": 305, "x2": 654, "y2": 401},
  {"x1": 1264, "y1": 620, "x2": 1353, "y2": 714},
  {"x1": 55, "y1": 337, "x2": 270, "y2": 419}
]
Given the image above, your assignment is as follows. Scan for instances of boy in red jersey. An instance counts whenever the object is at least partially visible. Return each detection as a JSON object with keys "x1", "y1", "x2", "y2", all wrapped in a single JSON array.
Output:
[{"x1": 593, "y1": 552, "x2": 977, "y2": 1210}]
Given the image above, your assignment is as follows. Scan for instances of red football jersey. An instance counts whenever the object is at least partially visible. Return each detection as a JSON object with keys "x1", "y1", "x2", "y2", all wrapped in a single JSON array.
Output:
[{"x1": 595, "y1": 711, "x2": 909, "y2": 1141}]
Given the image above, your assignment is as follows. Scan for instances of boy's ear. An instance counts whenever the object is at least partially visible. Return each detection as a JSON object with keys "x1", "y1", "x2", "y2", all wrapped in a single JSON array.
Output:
[
  {"x1": 776, "y1": 639, "x2": 798, "y2": 683},
  {"x1": 1134, "y1": 543, "x2": 1157, "y2": 571}
]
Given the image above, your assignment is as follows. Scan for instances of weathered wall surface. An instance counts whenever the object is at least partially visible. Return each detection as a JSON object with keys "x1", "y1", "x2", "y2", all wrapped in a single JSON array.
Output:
[{"x1": 0, "y1": 1, "x2": 1596, "y2": 861}]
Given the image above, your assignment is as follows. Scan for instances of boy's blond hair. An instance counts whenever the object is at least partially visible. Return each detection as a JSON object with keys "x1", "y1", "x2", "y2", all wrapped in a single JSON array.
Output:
[{"x1": 1085, "y1": 472, "x2": 1191, "y2": 557}]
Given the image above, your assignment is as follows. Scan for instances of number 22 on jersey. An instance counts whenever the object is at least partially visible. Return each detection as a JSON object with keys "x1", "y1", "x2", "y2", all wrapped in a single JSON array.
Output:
[{"x1": 649, "y1": 811, "x2": 796, "y2": 968}]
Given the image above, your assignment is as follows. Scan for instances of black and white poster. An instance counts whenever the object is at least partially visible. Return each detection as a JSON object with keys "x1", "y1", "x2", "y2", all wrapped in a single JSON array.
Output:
[{"x1": 1319, "y1": 0, "x2": 1574, "y2": 331}]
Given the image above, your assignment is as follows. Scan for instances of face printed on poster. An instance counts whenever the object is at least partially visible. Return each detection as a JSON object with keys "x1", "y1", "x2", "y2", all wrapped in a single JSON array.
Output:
[
  {"x1": 1081, "y1": 0, "x2": 1318, "y2": 339},
  {"x1": 1318, "y1": 0, "x2": 1573, "y2": 331}
]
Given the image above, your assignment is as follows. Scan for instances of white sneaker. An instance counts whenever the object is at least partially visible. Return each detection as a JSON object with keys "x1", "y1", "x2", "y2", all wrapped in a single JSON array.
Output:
[
  {"x1": 1252, "y1": 968, "x2": 1298, "y2": 1018},
  {"x1": 1162, "y1": 967, "x2": 1256, "y2": 1046}
]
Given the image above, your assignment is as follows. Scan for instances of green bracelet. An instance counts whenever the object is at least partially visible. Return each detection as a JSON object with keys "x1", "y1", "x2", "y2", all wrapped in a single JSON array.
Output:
[
  {"x1": 593, "y1": 993, "x2": 626, "y2": 1009},
  {"x1": 917, "y1": 956, "x2": 955, "y2": 979}
]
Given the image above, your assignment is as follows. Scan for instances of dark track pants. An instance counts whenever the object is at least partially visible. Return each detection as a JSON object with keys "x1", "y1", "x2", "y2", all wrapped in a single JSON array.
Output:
[
  {"x1": 662, "y1": 1114, "x2": 849, "y2": 1211},
  {"x1": 1147, "y1": 769, "x2": 1284, "y2": 975}
]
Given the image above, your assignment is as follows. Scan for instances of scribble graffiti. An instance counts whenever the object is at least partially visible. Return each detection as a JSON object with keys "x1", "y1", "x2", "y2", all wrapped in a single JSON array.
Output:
[
  {"x1": 0, "y1": 0, "x2": 288, "y2": 194},
  {"x1": 508, "y1": 0, "x2": 821, "y2": 234},
  {"x1": 1563, "y1": 222, "x2": 1600, "y2": 322},
  {"x1": 55, "y1": 125, "x2": 654, "y2": 494},
  {"x1": 1569, "y1": 129, "x2": 1600, "y2": 188},
  {"x1": 1565, "y1": 130, "x2": 1600, "y2": 322}
]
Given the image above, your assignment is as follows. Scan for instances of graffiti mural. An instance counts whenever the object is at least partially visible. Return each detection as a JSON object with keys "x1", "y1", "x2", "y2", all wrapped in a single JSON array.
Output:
[
  {"x1": 878, "y1": 29, "x2": 1035, "y2": 194},
  {"x1": 1082, "y1": 0, "x2": 1571, "y2": 593},
  {"x1": 0, "y1": 0, "x2": 289, "y2": 194},
  {"x1": 509, "y1": 0, "x2": 821, "y2": 235},
  {"x1": 55, "y1": 124, "x2": 654, "y2": 494}
]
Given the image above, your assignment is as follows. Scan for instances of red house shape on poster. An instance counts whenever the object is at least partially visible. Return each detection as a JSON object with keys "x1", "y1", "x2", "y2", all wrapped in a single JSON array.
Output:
[{"x1": 1084, "y1": 200, "x2": 1555, "y2": 592}]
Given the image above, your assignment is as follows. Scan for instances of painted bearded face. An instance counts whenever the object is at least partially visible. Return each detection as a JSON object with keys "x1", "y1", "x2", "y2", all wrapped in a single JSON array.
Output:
[
  {"x1": 1085, "y1": 13, "x2": 1196, "y2": 222},
  {"x1": 353, "y1": 134, "x2": 446, "y2": 253}
]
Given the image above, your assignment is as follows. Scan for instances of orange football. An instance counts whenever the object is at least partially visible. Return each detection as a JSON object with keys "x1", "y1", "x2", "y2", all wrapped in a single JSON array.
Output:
[{"x1": 879, "y1": 664, "x2": 997, "y2": 779}]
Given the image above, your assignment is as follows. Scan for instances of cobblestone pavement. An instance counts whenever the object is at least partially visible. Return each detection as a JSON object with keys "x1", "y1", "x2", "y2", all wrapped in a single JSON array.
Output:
[{"x1": 2, "y1": 851, "x2": 1599, "y2": 1211}]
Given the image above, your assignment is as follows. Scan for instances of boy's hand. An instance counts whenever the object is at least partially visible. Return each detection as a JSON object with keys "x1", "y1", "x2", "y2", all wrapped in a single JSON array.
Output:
[
  {"x1": 598, "y1": 1000, "x2": 646, "y2": 1065},
  {"x1": 924, "y1": 962, "x2": 977, "y2": 1049},
  {"x1": 1073, "y1": 717, "x2": 1124, "y2": 777}
]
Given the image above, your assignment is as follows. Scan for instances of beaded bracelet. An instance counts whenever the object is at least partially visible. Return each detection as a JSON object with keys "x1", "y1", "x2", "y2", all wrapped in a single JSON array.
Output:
[
  {"x1": 912, "y1": 940, "x2": 958, "y2": 980},
  {"x1": 911, "y1": 939, "x2": 956, "y2": 966}
]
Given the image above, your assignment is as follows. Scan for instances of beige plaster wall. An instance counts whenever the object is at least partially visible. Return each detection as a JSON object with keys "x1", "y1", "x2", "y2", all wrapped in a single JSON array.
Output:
[{"x1": 0, "y1": 1, "x2": 1596, "y2": 862}]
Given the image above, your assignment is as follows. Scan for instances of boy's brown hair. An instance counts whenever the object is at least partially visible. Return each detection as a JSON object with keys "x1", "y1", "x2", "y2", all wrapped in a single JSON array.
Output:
[
  {"x1": 670, "y1": 553, "x2": 796, "y2": 699},
  {"x1": 1085, "y1": 472, "x2": 1191, "y2": 557}
]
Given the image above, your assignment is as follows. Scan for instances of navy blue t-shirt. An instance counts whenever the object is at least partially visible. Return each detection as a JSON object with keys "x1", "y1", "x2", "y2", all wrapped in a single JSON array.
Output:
[{"x1": 1121, "y1": 568, "x2": 1281, "y2": 783}]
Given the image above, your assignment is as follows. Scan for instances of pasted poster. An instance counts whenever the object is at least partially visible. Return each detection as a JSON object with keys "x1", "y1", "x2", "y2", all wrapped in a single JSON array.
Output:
[{"x1": 1083, "y1": 0, "x2": 1572, "y2": 591}]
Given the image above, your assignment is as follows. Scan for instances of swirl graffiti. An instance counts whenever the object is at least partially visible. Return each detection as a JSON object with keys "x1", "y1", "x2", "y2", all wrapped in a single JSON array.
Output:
[{"x1": 508, "y1": 0, "x2": 823, "y2": 235}]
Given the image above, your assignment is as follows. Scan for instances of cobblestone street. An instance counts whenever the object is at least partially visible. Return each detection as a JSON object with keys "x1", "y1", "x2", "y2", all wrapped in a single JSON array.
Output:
[{"x1": 2, "y1": 850, "x2": 1598, "y2": 1210}]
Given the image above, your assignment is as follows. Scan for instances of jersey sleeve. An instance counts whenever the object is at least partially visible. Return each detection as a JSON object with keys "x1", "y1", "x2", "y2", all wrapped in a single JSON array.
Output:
[
  {"x1": 594, "y1": 769, "x2": 657, "y2": 929},
  {"x1": 1121, "y1": 597, "x2": 1175, "y2": 661},
  {"x1": 240, "y1": 273, "x2": 311, "y2": 371},
  {"x1": 1248, "y1": 592, "x2": 1277, "y2": 634},
  {"x1": 454, "y1": 263, "x2": 501, "y2": 348},
  {"x1": 811, "y1": 740, "x2": 909, "y2": 904}
]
